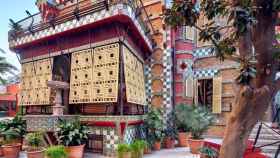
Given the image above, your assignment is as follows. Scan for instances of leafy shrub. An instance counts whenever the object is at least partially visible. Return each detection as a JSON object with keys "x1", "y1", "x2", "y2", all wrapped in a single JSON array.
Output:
[
  {"x1": 175, "y1": 104, "x2": 194, "y2": 132},
  {"x1": 1, "y1": 128, "x2": 21, "y2": 145},
  {"x1": 45, "y1": 146, "x2": 67, "y2": 158},
  {"x1": 117, "y1": 144, "x2": 131, "y2": 158},
  {"x1": 130, "y1": 140, "x2": 147, "y2": 158},
  {"x1": 25, "y1": 132, "x2": 44, "y2": 151},
  {"x1": 189, "y1": 106, "x2": 215, "y2": 139},
  {"x1": 0, "y1": 115, "x2": 26, "y2": 136},
  {"x1": 144, "y1": 108, "x2": 165, "y2": 143},
  {"x1": 199, "y1": 147, "x2": 218, "y2": 158},
  {"x1": 56, "y1": 119, "x2": 89, "y2": 146}
]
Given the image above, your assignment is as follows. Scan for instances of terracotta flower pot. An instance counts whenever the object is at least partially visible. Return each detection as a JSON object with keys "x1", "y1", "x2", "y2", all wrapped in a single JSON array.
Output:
[
  {"x1": 144, "y1": 146, "x2": 152, "y2": 154},
  {"x1": 164, "y1": 137, "x2": 175, "y2": 149},
  {"x1": 0, "y1": 146, "x2": 3, "y2": 156},
  {"x1": 2, "y1": 143, "x2": 21, "y2": 158},
  {"x1": 200, "y1": 154, "x2": 209, "y2": 158},
  {"x1": 26, "y1": 148, "x2": 45, "y2": 158},
  {"x1": 178, "y1": 132, "x2": 190, "y2": 147},
  {"x1": 65, "y1": 144, "x2": 85, "y2": 158},
  {"x1": 153, "y1": 141, "x2": 161, "y2": 151},
  {"x1": 188, "y1": 139, "x2": 204, "y2": 154},
  {"x1": 117, "y1": 151, "x2": 132, "y2": 158}
]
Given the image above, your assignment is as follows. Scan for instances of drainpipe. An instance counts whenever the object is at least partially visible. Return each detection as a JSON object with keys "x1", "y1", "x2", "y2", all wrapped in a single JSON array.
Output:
[{"x1": 171, "y1": 28, "x2": 176, "y2": 108}]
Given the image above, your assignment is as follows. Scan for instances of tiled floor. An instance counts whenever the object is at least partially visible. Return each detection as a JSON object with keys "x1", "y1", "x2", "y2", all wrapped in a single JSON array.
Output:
[{"x1": 4, "y1": 147, "x2": 200, "y2": 158}]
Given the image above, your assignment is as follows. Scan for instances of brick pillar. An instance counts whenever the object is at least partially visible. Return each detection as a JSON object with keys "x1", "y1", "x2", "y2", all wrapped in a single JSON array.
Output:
[{"x1": 143, "y1": 0, "x2": 173, "y2": 127}]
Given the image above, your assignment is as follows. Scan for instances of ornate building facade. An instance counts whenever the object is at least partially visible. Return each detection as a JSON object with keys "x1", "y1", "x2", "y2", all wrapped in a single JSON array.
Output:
[{"x1": 8, "y1": 0, "x2": 239, "y2": 155}]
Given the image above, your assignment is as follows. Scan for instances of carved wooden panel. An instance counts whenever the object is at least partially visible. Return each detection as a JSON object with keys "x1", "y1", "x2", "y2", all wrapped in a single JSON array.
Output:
[
  {"x1": 19, "y1": 59, "x2": 53, "y2": 106},
  {"x1": 123, "y1": 46, "x2": 146, "y2": 105},
  {"x1": 69, "y1": 49, "x2": 93, "y2": 104},
  {"x1": 92, "y1": 43, "x2": 119, "y2": 103}
]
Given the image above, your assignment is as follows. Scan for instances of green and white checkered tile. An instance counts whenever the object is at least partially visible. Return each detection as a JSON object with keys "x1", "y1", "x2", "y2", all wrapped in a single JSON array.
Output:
[
  {"x1": 194, "y1": 69, "x2": 219, "y2": 79},
  {"x1": 193, "y1": 47, "x2": 214, "y2": 58}
]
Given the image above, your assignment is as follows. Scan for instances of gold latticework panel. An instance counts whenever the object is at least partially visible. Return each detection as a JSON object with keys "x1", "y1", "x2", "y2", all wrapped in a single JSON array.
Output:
[
  {"x1": 92, "y1": 43, "x2": 119, "y2": 103},
  {"x1": 69, "y1": 43, "x2": 120, "y2": 104},
  {"x1": 69, "y1": 49, "x2": 93, "y2": 104},
  {"x1": 123, "y1": 46, "x2": 146, "y2": 105},
  {"x1": 19, "y1": 58, "x2": 53, "y2": 106}
]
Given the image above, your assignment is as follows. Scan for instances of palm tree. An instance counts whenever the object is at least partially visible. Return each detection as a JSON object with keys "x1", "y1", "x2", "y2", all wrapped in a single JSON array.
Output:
[{"x1": 0, "y1": 48, "x2": 18, "y2": 84}]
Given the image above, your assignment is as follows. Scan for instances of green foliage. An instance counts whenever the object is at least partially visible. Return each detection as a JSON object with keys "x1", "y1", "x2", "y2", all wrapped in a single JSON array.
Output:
[
  {"x1": 1, "y1": 128, "x2": 21, "y2": 145},
  {"x1": 174, "y1": 104, "x2": 194, "y2": 132},
  {"x1": 45, "y1": 146, "x2": 67, "y2": 158},
  {"x1": 0, "y1": 53, "x2": 18, "y2": 84},
  {"x1": 189, "y1": 106, "x2": 215, "y2": 139},
  {"x1": 144, "y1": 108, "x2": 165, "y2": 142},
  {"x1": 201, "y1": 0, "x2": 228, "y2": 20},
  {"x1": 164, "y1": 126, "x2": 178, "y2": 140},
  {"x1": 117, "y1": 144, "x2": 131, "y2": 158},
  {"x1": 235, "y1": 56, "x2": 257, "y2": 85},
  {"x1": 165, "y1": 0, "x2": 279, "y2": 85},
  {"x1": 56, "y1": 119, "x2": 90, "y2": 146},
  {"x1": 199, "y1": 147, "x2": 219, "y2": 158},
  {"x1": 165, "y1": 1, "x2": 199, "y2": 27},
  {"x1": 0, "y1": 115, "x2": 26, "y2": 143},
  {"x1": 130, "y1": 140, "x2": 147, "y2": 158},
  {"x1": 25, "y1": 132, "x2": 44, "y2": 150}
]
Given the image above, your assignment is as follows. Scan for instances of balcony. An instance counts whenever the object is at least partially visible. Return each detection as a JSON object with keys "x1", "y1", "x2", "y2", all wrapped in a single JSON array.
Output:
[{"x1": 8, "y1": 0, "x2": 155, "y2": 49}]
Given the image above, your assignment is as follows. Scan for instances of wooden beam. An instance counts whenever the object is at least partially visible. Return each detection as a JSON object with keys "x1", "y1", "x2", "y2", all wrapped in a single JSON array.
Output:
[{"x1": 119, "y1": 42, "x2": 125, "y2": 115}]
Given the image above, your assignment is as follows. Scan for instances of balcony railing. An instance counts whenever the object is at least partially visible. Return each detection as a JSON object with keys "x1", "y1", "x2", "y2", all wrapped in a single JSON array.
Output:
[{"x1": 8, "y1": 0, "x2": 155, "y2": 46}]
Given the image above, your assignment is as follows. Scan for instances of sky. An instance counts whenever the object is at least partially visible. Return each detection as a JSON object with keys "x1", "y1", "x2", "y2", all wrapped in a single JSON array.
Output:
[{"x1": 0, "y1": 0, "x2": 39, "y2": 71}]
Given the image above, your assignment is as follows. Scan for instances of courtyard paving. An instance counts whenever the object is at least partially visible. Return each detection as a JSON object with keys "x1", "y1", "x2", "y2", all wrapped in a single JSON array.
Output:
[{"x1": 4, "y1": 147, "x2": 200, "y2": 158}]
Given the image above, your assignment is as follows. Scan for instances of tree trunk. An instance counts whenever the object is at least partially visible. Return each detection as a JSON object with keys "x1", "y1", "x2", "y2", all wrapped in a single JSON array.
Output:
[
  {"x1": 219, "y1": 86, "x2": 270, "y2": 158},
  {"x1": 219, "y1": 1, "x2": 276, "y2": 157}
]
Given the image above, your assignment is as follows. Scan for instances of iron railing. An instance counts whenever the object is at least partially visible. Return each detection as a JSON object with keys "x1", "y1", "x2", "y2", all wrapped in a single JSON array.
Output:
[
  {"x1": 8, "y1": 0, "x2": 155, "y2": 46},
  {"x1": 253, "y1": 108, "x2": 280, "y2": 158}
]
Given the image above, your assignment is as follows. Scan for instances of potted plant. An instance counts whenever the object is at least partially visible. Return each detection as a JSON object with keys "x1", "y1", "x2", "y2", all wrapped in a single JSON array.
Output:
[
  {"x1": 1, "y1": 128, "x2": 22, "y2": 158},
  {"x1": 56, "y1": 120, "x2": 89, "y2": 158},
  {"x1": 163, "y1": 127, "x2": 177, "y2": 149},
  {"x1": 25, "y1": 132, "x2": 45, "y2": 158},
  {"x1": 45, "y1": 145, "x2": 67, "y2": 158},
  {"x1": 117, "y1": 144, "x2": 132, "y2": 158},
  {"x1": 143, "y1": 140, "x2": 152, "y2": 154},
  {"x1": 0, "y1": 115, "x2": 26, "y2": 147},
  {"x1": 188, "y1": 106, "x2": 214, "y2": 154},
  {"x1": 130, "y1": 139, "x2": 147, "y2": 158},
  {"x1": 175, "y1": 104, "x2": 193, "y2": 147},
  {"x1": 199, "y1": 147, "x2": 218, "y2": 158},
  {"x1": 144, "y1": 108, "x2": 165, "y2": 151},
  {"x1": 0, "y1": 139, "x2": 4, "y2": 156}
]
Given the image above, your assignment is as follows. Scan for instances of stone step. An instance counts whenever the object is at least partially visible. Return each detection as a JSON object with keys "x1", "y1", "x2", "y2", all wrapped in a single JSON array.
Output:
[{"x1": 249, "y1": 138, "x2": 280, "y2": 147}]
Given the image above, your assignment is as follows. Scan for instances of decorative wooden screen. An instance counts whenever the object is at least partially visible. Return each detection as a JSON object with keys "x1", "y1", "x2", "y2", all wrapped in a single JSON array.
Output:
[
  {"x1": 69, "y1": 43, "x2": 120, "y2": 104},
  {"x1": 69, "y1": 49, "x2": 93, "y2": 104},
  {"x1": 92, "y1": 43, "x2": 119, "y2": 103},
  {"x1": 123, "y1": 46, "x2": 146, "y2": 105},
  {"x1": 19, "y1": 58, "x2": 53, "y2": 106},
  {"x1": 212, "y1": 77, "x2": 222, "y2": 113}
]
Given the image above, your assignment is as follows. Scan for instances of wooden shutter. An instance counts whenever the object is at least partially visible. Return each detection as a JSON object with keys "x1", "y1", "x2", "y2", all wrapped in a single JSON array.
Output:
[
  {"x1": 212, "y1": 77, "x2": 222, "y2": 113},
  {"x1": 185, "y1": 77, "x2": 194, "y2": 97}
]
